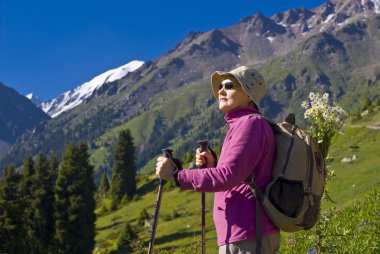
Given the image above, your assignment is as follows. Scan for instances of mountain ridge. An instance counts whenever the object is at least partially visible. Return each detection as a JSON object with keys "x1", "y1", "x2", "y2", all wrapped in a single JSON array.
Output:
[
  {"x1": 40, "y1": 60, "x2": 144, "y2": 118},
  {"x1": 0, "y1": 83, "x2": 50, "y2": 158},
  {"x1": 1, "y1": 0, "x2": 380, "y2": 177}
]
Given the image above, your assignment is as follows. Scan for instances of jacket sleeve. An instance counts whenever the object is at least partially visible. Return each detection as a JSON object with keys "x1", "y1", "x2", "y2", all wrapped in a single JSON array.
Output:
[{"x1": 177, "y1": 116, "x2": 270, "y2": 192}]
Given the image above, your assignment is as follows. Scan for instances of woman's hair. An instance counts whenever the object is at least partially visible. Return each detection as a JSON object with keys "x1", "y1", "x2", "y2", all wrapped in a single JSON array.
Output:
[{"x1": 248, "y1": 100, "x2": 259, "y2": 110}]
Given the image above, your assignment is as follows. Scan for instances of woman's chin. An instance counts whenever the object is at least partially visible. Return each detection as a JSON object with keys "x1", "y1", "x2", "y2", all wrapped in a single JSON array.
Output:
[{"x1": 219, "y1": 104, "x2": 231, "y2": 113}]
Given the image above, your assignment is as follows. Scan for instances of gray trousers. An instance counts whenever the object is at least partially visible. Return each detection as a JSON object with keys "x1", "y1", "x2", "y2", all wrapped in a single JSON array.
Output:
[{"x1": 218, "y1": 232, "x2": 280, "y2": 254}]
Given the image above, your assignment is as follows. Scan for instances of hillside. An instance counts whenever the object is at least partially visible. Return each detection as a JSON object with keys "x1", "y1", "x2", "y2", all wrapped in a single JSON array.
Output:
[
  {"x1": 94, "y1": 109, "x2": 380, "y2": 253},
  {"x1": 0, "y1": 83, "x2": 50, "y2": 159}
]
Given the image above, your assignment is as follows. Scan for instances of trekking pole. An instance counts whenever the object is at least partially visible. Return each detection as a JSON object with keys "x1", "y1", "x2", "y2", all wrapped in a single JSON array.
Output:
[
  {"x1": 148, "y1": 148, "x2": 173, "y2": 254},
  {"x1": 198, "y1": 140, "x2": 208, "y2": 254}
]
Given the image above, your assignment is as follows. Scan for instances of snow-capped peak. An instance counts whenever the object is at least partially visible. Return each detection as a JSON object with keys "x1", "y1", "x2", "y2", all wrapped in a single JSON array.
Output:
[
  {"x1": 25, "y1": 93, "x2": 44, "y2": 106},
  {"x1": 42, "y1": 60, "x2": 144, "y2": 118},
  {"x1": 26, "y1": 93, "x2": 34, "y2": 100}
]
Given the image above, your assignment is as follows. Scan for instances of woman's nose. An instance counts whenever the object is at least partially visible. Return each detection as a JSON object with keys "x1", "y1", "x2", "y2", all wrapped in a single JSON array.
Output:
[{"x1": 218, "y1": 88, "x2": 226, "y2": 96}]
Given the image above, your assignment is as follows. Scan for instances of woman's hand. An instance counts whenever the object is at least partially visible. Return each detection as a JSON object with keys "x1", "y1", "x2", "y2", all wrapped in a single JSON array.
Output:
[
  {"x1": 156, "y1": 157, "x2": 176, "y2": 183},
  {"x1": 195, "y1": 148, "x2": 216, "y2": 168}
]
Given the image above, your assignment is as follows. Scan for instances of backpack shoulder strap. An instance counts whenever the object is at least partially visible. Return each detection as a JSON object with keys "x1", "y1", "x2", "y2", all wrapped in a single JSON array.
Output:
[{"x1": 245, "y1": 175, "x2": 263, "y2": 254}]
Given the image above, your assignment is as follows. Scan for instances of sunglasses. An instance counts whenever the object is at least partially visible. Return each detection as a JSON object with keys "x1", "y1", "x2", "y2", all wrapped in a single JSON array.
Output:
[{"x1": 217, "y1": 81, "x2": 239, "y2": 91}]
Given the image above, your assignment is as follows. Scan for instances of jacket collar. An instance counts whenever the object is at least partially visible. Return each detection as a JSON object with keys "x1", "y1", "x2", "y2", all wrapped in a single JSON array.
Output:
[{"x1": 224, "y1": 107, "x2": 262, "y2": 124}]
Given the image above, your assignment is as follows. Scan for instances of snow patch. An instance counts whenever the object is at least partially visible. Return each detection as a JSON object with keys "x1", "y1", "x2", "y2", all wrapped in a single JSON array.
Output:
[
  {"x1": 323, "y1": 14, "x2": 335, "y2": 24},
  {"x1": 42, "y1": 60, "x2": 144, "y2": 118},
  {"x1": 267, "y1": 36, "x2": 275, "y2": 42},
  {"x1": 369, "y1": 0, "x2": 380, "y2": 14}
]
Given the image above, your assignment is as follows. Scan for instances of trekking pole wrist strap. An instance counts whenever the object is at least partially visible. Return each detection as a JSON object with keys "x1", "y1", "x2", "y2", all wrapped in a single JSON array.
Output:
[
  {"x1": 207, "y1": 144, "x2": 218, "y2": 166},
  {"x1": 170, "y1": 157, "x2": 183, "y2": 187},
  {"x1": 172, "y1": 168, "x2": 181, "y2": 187}
]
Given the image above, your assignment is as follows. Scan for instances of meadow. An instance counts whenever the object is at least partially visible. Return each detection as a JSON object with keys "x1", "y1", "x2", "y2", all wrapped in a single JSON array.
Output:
[{"x1": 94, "y1": 108, "x2": 380, "y2": 254}]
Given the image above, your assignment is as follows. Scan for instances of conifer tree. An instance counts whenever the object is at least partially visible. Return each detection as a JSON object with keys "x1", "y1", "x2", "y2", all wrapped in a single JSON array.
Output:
[
  {"x1": 20, "y1": 156, "x2": 35, "y2": 196},
  {"x1": 138, "y1": 208, "x2": 150, "y2": 226},
  {"x1": 30, "y1": 153, "x2": 57, "y2": 253},
  {"x1": 0, "y1": 165, "x2": 24, "y2": 254},
  {"x1": 54, "y1": 143, "x2": 96, "y2": 254},
  {"x1": 110, "y1": 129, "x2": 136, "y2": 205},
  {"x1": 115, "y1": 221, "x2": 137, "y2": 251},
  {"x1": 19, "y1": 156, "x2": 37, "y2": 253},
  {"x1": 99, "y1": 171, "x2": 110, "y2": 198},
  {"x1": 78, "y1": 142, "x2": 96, "y2": 253}
]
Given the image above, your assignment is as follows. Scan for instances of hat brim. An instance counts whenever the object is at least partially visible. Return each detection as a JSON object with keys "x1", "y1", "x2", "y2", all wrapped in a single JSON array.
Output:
[
  {"x1": 211, "y1": 71, "x2": 243, "y2": 100},
  {"x1": 210, "y1": 70, "x2": 262, "y2": 110}
]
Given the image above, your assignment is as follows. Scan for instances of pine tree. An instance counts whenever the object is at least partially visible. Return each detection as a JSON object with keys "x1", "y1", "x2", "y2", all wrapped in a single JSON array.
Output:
[
  {"x1": 0, "y1": 165, "x2": 24, "y2": 254},
  {"x1": 138, "y1": 208, "x2": 150, "y2": 226},
  {"x1": 115, "y1": 221, "x2": 137, "y2": 251},
  {"x1": 99, "y1": 171, "x2": 110, "y2": 198},
  {"x1": 78, "y1": 142, "x2": 96, "y2": 253},
  {"x1": 110, "y1": 129, "x2": 136, "y2": 206},
  {"x1": 20, "y1": 156, "x2": 35, "y2": 196},
  {"x1": 20, "y1": 157, "x2": 36, "y2": 253},
  {"x1": 29, "y1": 153, "x2": 57, "y2": 253},
  {"x1": 47, "y1": 155, "x2": 59, "y2": 253},
  {"x1": 54, "y1": 143, "x2": 96, "y2": 254}
]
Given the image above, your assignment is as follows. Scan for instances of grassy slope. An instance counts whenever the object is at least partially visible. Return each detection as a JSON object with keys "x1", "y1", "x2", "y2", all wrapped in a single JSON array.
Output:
[
  {"x1": 89, "y1": 81, "x2": 215, "y2": 174},
  {"x1": 94, "y1": 109, "x2": 380, "y2": 254},
  {"x1": 325, "y1": 107, "x2": 380, "y2": 208}
]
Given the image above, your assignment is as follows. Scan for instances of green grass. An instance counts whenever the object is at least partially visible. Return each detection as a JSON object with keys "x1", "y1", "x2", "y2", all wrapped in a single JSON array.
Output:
[
  {"x1": 89, "y1": 80, "x2": 214, "y2": 174},
  {"x1": 95, "y1": 185, "x2": 218, "y2": 253},
  {"x1": 325, "y1": 128, "x2": 380, "y2": 208},
  {"x1": 94, "y1": 110, "x2": 380, "y2": 254},
  {"x1": 280, "y1": 184, "x2": 379, "y2": 253}
]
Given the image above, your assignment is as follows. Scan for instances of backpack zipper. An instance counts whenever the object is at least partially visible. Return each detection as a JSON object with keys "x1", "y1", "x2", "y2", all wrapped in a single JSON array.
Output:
[{"x1": 281, "y1": 125, "x2": 297, "y2": 175}]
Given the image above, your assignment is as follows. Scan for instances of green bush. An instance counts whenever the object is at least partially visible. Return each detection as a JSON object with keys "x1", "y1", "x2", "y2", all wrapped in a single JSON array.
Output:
[
  {"x1": 280, "y1": 184, "x2": 380, "y2": 253},
  {"x1": 115, "y1": 222, "x2": 137, "y2": 252},
  {"x1": 138, "y1": 208, "x2": 150, "y2": 226}
]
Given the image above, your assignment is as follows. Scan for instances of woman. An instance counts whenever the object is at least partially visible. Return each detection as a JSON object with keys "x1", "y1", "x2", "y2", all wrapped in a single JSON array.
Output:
[{"x1": 156, "y1": 66, "x2": 280, "y2": 254}]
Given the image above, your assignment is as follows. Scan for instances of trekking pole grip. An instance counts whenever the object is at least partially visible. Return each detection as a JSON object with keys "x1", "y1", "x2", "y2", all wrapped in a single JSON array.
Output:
[
  {"x1": 161, "y1": 148, "x2": 173, "y2": 183},
  {"x1": 162, "y1": 148, "x2": 173, "y2": 158},
  {"x1": 198, "y1": 140, "x2": 209, "y2": 168}
]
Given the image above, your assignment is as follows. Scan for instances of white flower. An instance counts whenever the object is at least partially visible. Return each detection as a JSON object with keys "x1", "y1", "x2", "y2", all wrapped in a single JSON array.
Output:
[
  {"x1": 304, "y1": 109, "x2": 311, "y2": 118},
  {"x1": 311, "y1": 101, "x2": 319, "y2": 108},
  {"x1": 302, "y1": 91, "x2": 347, "y2": 159}
]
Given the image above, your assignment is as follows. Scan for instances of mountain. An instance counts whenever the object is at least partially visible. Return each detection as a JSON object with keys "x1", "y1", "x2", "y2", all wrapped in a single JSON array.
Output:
[
  {"x1": 0, "y1": 83, "x2": 51, "y2": 158},
  {"x1": 1, "y1": 0, "x2": 380, "y2": 177},
  {"x1": 26, "y1": 93, "x2": 44, "y2": 106},
  {"x1": 41, "y1": 60, "x2": 144, "y2": 118}
]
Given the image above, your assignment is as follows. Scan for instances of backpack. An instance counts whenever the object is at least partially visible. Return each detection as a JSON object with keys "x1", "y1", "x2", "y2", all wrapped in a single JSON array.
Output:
[{"x1": 245, "y1": 113, "x2": 326, "y2": 252}]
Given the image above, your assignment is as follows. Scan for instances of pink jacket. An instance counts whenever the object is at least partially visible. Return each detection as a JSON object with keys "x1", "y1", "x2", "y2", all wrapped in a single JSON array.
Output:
[{"x1": 177, "y1": 107, "x2": 279, "y2": 246}]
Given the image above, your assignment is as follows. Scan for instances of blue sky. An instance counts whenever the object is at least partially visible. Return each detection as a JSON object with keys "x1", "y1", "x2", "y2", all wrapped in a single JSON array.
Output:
[{"x1": 0, "y1": 0, "x2": 329, "y2": 100}]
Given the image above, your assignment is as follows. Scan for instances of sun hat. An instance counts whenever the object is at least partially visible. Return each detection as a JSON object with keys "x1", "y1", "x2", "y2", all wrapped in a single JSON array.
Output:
[{"x1": 211, "y1": 66, "x2": 266, "y2": 107}]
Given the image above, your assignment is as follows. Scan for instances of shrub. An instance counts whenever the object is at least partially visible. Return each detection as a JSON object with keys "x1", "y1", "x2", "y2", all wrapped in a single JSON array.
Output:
[{"x1": 280, "y1": 184, "x2": 380, "y2": 253}]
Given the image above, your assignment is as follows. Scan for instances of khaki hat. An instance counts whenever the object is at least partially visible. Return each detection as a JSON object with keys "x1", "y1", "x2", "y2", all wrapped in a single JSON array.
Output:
[{"x1": 211, "y1": 66, "x2": 266, "y2": 107}]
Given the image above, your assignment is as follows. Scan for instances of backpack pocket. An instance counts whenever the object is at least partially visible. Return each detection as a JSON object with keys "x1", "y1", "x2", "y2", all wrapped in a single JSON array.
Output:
[
  {"x1": 299, "y1": 194, "x2": 322, "y2": 229},
  {"x1": 268, "y1": 178, "x2": 304, "y2": 218}
]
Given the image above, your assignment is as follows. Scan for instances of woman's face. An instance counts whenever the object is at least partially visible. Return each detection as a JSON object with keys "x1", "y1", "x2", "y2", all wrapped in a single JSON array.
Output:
[{"x1": 218, "y1": 79, "x2": 251, "y2": 113}]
